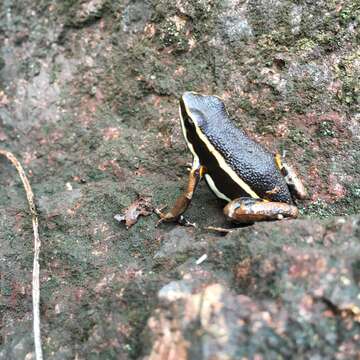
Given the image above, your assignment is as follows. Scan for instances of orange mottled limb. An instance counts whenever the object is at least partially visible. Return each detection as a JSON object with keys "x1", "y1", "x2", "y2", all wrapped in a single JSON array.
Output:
[
  {"x1": 224, "y1": 197, "x2": 299, "y2": 224},
  {"x1": 157, "y1": 165, "x2": 206, "y2": 223},
  {"x1": 274, "y1": 153, "x2": 308, "y2": 200}
]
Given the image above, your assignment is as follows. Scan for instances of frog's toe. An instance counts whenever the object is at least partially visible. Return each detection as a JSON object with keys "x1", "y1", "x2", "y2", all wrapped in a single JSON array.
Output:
[{"x1": 155, "y1": 209, "x2": 177, "y2": 223}]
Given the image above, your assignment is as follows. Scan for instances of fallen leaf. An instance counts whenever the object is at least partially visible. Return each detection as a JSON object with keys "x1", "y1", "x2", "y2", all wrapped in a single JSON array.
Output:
[{"x1": 114, "y1": 196, "x2": 153, "y2": 229}]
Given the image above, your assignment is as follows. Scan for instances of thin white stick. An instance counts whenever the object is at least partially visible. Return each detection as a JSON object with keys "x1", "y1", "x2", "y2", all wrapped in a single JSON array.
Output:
[{"x1": 0, "y1": 150, "x2": 43, "y2": 360}]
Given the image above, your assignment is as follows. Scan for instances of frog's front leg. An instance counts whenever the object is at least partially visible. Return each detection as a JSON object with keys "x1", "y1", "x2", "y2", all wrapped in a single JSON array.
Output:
[
  {"x1": 224, "y1": 197, "x2": 299, "y2": 224},
  {"x1": 156, "y1": 161, "x2": 206, "y2": 223}
]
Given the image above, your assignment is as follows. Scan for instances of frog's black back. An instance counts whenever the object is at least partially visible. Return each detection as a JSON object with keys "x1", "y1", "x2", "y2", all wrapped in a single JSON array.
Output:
[{"x1": 180, "y1": 92, "x2": 292, "y2": 203}]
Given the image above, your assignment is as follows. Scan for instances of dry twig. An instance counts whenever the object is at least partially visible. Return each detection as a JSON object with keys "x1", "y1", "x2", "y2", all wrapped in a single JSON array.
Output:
[
  {"x1": 204, "y1": 226, "x2": 234, "y2": 234},
  {"x1": 0, "y1": 149, "x2": 43, "y2": 360}
]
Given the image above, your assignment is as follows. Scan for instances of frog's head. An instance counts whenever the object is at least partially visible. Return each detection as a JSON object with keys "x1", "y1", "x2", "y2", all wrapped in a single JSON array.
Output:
[
  {"x1": 179, "y1": 92, "x2": 227, "y2": 161},
  {"x1": 179, "y1": 92, "x2": 225, "y2": 136}
]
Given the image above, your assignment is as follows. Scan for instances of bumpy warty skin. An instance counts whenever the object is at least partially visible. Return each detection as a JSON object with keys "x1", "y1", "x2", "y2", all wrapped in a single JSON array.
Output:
[{"x1": 181, "y1": 92, "x2": 292, "y2": 203}]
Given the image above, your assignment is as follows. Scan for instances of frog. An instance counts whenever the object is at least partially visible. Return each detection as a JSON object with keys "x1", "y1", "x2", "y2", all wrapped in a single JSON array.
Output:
[{"x1": 157, "y1": 91, "x2": 307, "y2": 225}]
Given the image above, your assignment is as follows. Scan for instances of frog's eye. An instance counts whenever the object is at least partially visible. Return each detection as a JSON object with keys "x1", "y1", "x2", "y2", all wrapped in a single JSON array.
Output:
[
  {"x1": 188, "y1": 109, "x2": 205, "y2": 128},
  {"x1": 186, "y1": 115, "x2": 194, "y2": 125}
]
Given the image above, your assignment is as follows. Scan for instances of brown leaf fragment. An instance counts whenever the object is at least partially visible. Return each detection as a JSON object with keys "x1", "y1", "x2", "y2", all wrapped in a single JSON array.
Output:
[{"x1": 114, "y1": 196, "x2": 153, "y2": 229}]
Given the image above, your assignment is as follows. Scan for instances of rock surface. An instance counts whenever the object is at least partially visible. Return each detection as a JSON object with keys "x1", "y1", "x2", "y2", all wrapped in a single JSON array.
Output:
[
  {"x1": 0, "y1": 0, "x2": 359, "y2": 358},
  {"x1": 146, "y1": 217, "x2": 360, "y2": 359}
]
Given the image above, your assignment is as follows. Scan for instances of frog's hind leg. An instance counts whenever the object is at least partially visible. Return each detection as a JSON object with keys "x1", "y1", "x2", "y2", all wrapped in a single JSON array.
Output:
[
  {"x1": 156, "y1": 161, "x2": 206, "y2": 224},
  {"x1": 275, "y1": 153, "x2": 308, "y2": 200},
  {"x1": 223, "y1": 197, "x2": 298, "y2": 224}
]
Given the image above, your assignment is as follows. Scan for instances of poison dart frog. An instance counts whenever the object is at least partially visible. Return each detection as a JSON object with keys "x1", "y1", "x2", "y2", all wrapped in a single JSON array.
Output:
[{"x1": 157, "y1": 92, "x2": 307, "y2": 224}]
